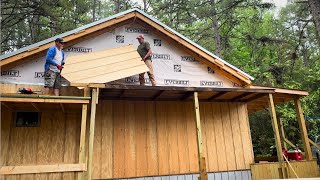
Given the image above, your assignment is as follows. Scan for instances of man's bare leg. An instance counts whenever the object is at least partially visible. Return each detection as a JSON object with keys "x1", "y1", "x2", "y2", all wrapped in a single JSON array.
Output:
[
  {"x1": 44, "y1": 87, "x2": 50, "y2": 95},
  {"x1": 54, "y1": 89, "x2": 60, "y2": 96}
]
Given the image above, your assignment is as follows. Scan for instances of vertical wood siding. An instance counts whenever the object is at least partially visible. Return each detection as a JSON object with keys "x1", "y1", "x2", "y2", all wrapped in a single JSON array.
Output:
[
  {"x1": 1, "y1": 100, "x2": 254, "y2": 179},
  {"x1": 1, "y1": 110, "x2": 81, "y2": 180},
  {"x1": 92, "y1": 101, "x2": 253, "y2": 179}
]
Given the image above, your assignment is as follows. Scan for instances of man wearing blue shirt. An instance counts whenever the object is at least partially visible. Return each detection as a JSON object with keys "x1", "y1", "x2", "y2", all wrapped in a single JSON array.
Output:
[{"x1": 44, "y1": 38, "x2": 65, "y2": 96}]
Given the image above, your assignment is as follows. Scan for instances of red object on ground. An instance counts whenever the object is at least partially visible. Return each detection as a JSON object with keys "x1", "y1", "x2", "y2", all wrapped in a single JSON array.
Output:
[{"x1": 287, "y1": 150, "x2": 303, "y2": 160}]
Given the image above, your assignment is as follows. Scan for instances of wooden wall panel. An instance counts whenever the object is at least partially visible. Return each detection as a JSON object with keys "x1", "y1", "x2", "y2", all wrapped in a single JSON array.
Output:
[
  {"x1": 167, "y1": 102, "x2": 180, "y2": 174},
  {"x1": 100, "y1": 101, "x2": 113, "y2": 178},
  {"x1": 228, "y1": 103, "x2": 245, "y2": 170},
  {"x1": 146, "y1": 101, "x2": 158, "y2": 175},
  {"x1": 1, "y1": 110, "x2": 20, "y2": 180},
  {"x1": 124, "y1": 101, "x2": 136, "y2": 177},
  {"x1": 156, "y1": 101, "x2": 170, "y2": 175},
  {"x1": 220, "y1": 103, "x2": 237, "y2": 171},
  {"x1": 184, "y1": 102, "x2": 199, "y2": 172},
  {"x1": 135, "y1": 101, "x2": 148, "y2": 176},
  {"x1": 1, "y1": 111, "x2": 80, "y2": 180},
  {"x1": 176, "y1": 102, "x2": 190, "y2": 173},
  {"x1": 199, "y1": 103, "x2": 209, "y2": 170},
  {"x1": 62, "y1": 113, "x2": 80, "y2": 180},
  {"x1": 238, "y1": 103, "x2": 254, "y2": 169},
  {"x1": 202, "y1": 103, "x2": 218, "y2": 172},
  {"x1": 1, "y1": 110, "x2": 12, "y2": 167},
  {"x1": 113, "y1": 101, "x2": 125, "y2": 178},
  {"x1": 92, "y1": 102, "x2": 102, "y2": 179},
  {"x1": 35, "y1": 112, "x2": 53, "y2": 180},
  {"x1": 0, "y1": 100, "x2": 253, "y2": 179},
  {"x1": 49, "y1": 112, "x2": 65, "y2": 180}
]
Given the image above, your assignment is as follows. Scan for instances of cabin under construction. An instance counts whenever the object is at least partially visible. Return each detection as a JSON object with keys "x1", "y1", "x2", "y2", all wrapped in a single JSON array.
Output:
[{"x1": 1, "y1": 8, "x2": 319, "y2": 180}]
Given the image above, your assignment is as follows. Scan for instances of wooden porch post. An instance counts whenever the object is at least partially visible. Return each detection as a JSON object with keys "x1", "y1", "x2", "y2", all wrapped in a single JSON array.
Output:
[
  {"x1": 294, "y1": 97, "x2": 312, "y2": 160},
  {"x1": 267, "y1": 94, "x2": 286, "y2": 178},
  {"x1": 78, "y1": 87, "x2": 90, "y2": 180},
  {"x1": 87, "y1": 88, "x2": 99, "y2": 180},
  {"x1": 193, "y1": 92, "x2": 208, "y2": 180}
]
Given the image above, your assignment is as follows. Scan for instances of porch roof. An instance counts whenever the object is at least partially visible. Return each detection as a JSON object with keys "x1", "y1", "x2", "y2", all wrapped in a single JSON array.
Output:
[{"x1": 82, "y1": 84, "x2": 308, "y2": 114}]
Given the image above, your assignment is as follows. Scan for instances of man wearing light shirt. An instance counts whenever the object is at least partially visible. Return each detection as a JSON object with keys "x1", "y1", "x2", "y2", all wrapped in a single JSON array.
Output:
[{"x1": 44, "y1": 38, "x2": 65, "y2": 96}]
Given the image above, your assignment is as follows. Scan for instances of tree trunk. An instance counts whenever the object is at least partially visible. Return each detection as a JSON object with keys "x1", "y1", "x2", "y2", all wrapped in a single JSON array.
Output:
[
  {"x1": 29, "y1": 15, "x2": 38, "y2": 43},
  {"x1": 211, "y1": 0, "x2": 223, "y2": 58},
  {"x1": 143, "y1": 0, "x2": 147, "y2": 12},
  {"x1": 92, "y1": 0, "x2": 97, "y2": 22},
  {"x1": 50, "y1": 18, "x2": 57, "y2": 37},
  {"x1": 308, "y1": 0, "x2": 320, "y2": 44},
  {"x1": 114, "y1": 0, "x2": 120, "y2": 13}
]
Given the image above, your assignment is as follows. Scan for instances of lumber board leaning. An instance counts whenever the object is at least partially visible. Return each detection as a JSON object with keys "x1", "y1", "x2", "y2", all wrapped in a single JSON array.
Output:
[
  {"x1": 0, "y1": 164, "x2": 86, "y2": 175},
  {"x1": 193, "y1": 92, "x2": 208, "y2": 180}
]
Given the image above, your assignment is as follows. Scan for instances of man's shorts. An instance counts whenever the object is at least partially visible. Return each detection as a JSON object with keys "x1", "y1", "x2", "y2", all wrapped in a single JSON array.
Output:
[{"x1": 44, "y1": 70, "x2": 61, "y2": 89}]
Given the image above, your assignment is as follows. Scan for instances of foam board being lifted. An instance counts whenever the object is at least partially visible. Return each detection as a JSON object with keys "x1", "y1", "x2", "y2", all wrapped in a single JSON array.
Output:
[{"x1": 61, "y1": 45, "x2": 148, "y2": 84}]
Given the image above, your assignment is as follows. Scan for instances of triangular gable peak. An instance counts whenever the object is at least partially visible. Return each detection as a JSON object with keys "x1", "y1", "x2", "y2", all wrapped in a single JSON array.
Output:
[{"x1": 0, "y1": 8, "x2": 253, "y2": 87}]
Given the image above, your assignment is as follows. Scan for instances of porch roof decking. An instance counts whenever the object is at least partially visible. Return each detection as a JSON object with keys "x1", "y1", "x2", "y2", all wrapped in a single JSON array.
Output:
[
  {"x1": 73, "y1": 84, "x2": 307, "y2": 114},
  {"x1": 0, "y1": 84, "x2": 308, "y2": 114}
]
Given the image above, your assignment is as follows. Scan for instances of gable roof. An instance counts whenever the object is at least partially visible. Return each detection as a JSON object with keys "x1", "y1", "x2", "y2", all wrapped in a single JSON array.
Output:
[{"x1": 0, "y1": 8, "x2": 254, "y2": 86}]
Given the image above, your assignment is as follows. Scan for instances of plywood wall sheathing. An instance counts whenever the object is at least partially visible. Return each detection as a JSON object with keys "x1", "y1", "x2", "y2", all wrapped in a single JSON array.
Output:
[{"x1": 1, "y1": 111, "x2": 81, "y2": 179}]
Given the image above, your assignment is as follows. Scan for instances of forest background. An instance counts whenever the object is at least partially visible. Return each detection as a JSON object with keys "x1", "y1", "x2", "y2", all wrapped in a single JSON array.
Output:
[{"x1": 1, "y1": 0, "x2": 320, "y2": 156}]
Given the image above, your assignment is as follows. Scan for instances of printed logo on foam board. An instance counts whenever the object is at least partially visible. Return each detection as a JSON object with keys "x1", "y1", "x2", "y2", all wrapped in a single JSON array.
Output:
[{"x1": 1, "y1": 25, "x2": 240, "y2": 88}]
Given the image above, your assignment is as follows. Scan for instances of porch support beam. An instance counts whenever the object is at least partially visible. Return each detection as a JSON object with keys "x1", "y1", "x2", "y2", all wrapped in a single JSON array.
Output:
[
  {"x1": 268, "y1": 94, "x2": 286, "y2": 178},
  {"x1": 87, "y1": 88, "x2": 99, "y2": 180},
  {"x1": 77, "y1": 104, "x2": 88, "y2": 180},
  {"x1": 193, "y1": 92, "x2": 208, "y2": 180},
  {"x1": 268, "y1": 94, "x2": 283, "y2": 162},
  {"x1": 294, "y1": 98, "x2": 312, "y2": 160}
]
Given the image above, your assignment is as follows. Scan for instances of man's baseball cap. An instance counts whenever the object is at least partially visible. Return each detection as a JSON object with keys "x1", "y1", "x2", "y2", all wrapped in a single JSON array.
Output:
[
  {"x1": 136, "y1": 34, "x2": 144, "y2": 39},
  {"x1": 55, "y1": 38, "x2": 65, "y2": 43}
]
